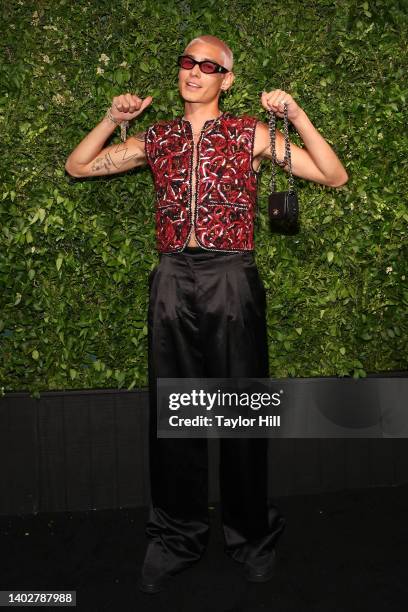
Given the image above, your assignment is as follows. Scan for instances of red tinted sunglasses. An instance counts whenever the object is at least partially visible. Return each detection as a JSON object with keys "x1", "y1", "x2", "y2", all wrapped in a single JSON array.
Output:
[{"x1": 178, "y1": 55, "x2": 228, "y2": 74}]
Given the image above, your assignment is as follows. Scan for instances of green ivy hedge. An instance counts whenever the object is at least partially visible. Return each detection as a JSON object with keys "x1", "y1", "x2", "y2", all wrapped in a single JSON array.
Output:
[{"x1": 1, "y1": 0, "x2": 407, "y2": 397}]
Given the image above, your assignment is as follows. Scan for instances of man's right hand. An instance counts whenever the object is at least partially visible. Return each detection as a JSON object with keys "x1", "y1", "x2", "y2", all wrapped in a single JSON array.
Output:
[
  {"x1": 110, "y1": 93, "x2": 153, "y2": 123},
  {"x1": 65, "y1": 93, "x2": 153, "y2": 178}
]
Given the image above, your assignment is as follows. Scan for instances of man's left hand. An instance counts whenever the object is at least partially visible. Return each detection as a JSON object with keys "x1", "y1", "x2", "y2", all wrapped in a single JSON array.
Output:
[{"x1": 261, "y1": 89, "x2": 302, "y2": 122}]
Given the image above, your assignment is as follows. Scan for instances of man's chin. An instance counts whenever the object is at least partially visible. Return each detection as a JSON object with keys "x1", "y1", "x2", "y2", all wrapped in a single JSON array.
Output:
[
  {"x1": 179, "y1": 87, "x2": 206, "y2": 102},
  {"x1": 180, "y1": 96, "x2": 201, "y2": 103},
  {"x1": 180, "y1": 92, "x2": 203, "y2": 100}
]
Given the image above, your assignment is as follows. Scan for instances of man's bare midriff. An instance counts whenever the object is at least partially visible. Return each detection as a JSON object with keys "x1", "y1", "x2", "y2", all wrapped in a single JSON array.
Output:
[{"x1": 187, "y1": 132, "x2": 200, "y2": 247}]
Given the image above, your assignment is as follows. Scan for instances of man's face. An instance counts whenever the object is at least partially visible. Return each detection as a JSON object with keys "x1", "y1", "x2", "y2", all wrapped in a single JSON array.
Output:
[{"x1": 178, "y1": 41, "x2": 232, "y2": 104}]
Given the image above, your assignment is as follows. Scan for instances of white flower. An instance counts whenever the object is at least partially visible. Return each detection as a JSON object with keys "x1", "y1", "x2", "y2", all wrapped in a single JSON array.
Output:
[
  {"x1": 31, "y1": 10, "x2": 39, "y2": 25},
  {"x1": 119, "y1": 61, "x2": 128, "y2": 67},
  {"x1": 99, "y1": 53, "x2": 110, "y2": 65},
  {"x1": 386, "y1": 266, "x2": 393, "y2": 274},
  {"x1": 96, "y1": 66, "x2": 104, "y2": 75},
  {"x1": 42, "y1": 54, "x2": 51, "y2": 63},
  {"x1": 52, "y1": 93, "x2": 66, "y2": 105}
]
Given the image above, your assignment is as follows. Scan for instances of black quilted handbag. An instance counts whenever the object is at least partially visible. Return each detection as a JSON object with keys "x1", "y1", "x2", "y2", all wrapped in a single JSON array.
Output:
[{"x1": 268, "y1": 102, "x2": 300, "y2": 235}]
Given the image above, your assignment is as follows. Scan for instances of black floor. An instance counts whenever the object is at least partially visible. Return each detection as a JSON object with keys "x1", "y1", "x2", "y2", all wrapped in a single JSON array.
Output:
[{"x1": 1, "y1": 484, "x2": 408, "y2": 611}]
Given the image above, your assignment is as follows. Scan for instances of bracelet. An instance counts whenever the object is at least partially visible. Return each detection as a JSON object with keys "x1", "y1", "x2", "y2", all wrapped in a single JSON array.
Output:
[{"x1": 105, "y1": 107, "x2": 130, "y2": 142}]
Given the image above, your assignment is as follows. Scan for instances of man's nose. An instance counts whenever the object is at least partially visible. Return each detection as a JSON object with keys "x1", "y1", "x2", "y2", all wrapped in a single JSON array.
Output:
[{"x1": 190, "y1": 62, "x2": 201, "y2": 77}]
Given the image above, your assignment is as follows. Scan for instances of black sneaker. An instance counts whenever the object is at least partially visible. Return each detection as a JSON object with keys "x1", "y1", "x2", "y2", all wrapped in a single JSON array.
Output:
[
  {"x1": 137, "y1": 563, "x2": 172, "y2": 594},
  {"x1": 244, "y1": 548, "x2": 277, "y2": 583}
]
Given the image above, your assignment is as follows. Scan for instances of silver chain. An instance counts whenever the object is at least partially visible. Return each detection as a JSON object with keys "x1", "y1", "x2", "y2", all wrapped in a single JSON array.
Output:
[
  {"x1": 105, "y1": 107, "x2": 130, "y2": 142},
  {"x1": 120, "y1": 121, "x2": 129, "y2": 142},
  {"x1": 268, "y1": 102, "x2": 295, "y2": 193}
]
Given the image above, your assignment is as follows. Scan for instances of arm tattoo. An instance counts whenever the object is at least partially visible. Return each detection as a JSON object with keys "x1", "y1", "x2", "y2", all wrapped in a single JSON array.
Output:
[
  {"x1": 91, "y1": 153, "x2": 114, "y2": 173},
  {"x1": 90, "y1": 140, "x2": 143, "y2": 174}
]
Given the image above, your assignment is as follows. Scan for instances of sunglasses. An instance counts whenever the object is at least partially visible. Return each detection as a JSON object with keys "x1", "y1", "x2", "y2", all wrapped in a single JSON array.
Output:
[{"x1": 177, "y1": 55, "x2": 228, "y2": 74}]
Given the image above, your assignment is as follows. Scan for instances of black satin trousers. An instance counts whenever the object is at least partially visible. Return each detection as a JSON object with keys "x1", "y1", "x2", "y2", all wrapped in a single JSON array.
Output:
[{"x1": 144, "y1": 246, "x2": 286, "y2": 574}]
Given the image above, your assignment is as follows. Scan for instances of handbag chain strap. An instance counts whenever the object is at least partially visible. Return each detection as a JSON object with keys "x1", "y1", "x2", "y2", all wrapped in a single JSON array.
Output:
[{"x1": 269, "y1": 102, "x2": 295, "y2": 194}]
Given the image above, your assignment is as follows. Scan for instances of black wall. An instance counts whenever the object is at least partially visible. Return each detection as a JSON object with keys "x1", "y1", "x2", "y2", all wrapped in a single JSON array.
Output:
[{"x1": 1, "y1": 378, "x2": 408, "y2": 516}]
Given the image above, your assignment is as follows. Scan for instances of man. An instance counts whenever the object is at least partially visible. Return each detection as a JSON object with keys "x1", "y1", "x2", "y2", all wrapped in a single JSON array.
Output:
[{"x1": 65, "y1": 34, "x2": 348, "y2": 594}]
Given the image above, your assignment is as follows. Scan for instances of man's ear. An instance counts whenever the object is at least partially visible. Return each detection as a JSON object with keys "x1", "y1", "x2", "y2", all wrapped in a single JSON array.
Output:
[{"x1": 221, "y1": 71, "x2": 235, "y2": 92}]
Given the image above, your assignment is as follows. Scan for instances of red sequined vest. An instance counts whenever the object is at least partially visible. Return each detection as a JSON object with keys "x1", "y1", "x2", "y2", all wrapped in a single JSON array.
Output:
[{"x1": 144, "y1": 111, "x2": 259, "y2": 253}]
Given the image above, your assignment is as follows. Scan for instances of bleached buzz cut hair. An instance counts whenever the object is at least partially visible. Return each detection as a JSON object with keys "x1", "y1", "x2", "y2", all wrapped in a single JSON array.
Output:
[{"x1": 184, "y1": 35, "x2": 234, "y2": 71}]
